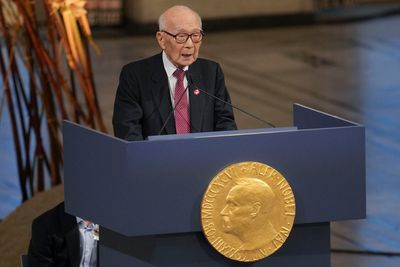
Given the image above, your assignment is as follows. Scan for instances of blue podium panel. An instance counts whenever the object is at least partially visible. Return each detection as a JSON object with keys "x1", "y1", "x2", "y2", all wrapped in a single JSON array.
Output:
[
  {"x1": 63, "y1": 104, "x2": 366, "y2": 267},
  {"x1": 64, "y1": 105, "x2": 365, "y2": 236},
  {"x1": 99, "y1": 223, "x2": 330, "y2": 267},
  {"x1": 293, "y1": 104, "x2": 359, "y2": 129}
]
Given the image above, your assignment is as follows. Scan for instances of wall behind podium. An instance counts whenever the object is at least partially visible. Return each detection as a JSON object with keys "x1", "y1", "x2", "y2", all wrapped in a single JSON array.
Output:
[{"x1": 124, "y1": 0, "x2": 313, "y2": 24}]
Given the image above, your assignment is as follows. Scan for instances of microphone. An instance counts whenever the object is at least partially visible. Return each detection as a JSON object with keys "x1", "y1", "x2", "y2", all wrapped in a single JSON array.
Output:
[{"x1": 186, "y1": 71, "x2": 276, "y2": 128}]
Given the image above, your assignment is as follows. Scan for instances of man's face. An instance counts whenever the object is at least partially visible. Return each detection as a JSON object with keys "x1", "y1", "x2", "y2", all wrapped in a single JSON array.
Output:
[
  {"x1": 156, "y1": 11, "x2": 202, "y2": 68},
  {"x1": 220, "y1": 187, "x2": 254, "y2": 237}
]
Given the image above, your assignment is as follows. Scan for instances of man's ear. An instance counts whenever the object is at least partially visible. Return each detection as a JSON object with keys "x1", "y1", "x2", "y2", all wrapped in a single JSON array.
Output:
[
  {"x1": 250, "y1": 202, "x2": 261, "y2": 217},
  {"x1": 156, "y1": 32, "x2": 165, "y2": 50}
]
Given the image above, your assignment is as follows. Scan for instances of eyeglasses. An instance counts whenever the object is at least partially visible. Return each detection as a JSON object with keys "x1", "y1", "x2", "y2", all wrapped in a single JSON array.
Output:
[{"x1": 161, "y1": 30, "x2": 204, "y2": 44}]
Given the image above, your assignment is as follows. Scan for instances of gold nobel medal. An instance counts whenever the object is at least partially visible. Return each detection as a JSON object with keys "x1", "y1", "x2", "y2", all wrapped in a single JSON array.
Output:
[{"x1": 201, "y1": 162, "x2": 296, "y2": 262}]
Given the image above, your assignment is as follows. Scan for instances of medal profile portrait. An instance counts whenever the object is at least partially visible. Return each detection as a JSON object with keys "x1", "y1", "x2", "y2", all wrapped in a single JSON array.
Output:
[
  {"x1": 220, "y1": 178, "x2": 277, "y2": 250},
  {"x1": 201, "y1": 161, "x2": 296, "y2": 262}
]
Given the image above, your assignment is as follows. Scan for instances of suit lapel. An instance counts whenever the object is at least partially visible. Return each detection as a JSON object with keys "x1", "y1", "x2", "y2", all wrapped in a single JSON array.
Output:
[
  {"x1": 63, "y1": 213, "x2": 80, "y2": 267},
  {"x1": 150, "y1": 57, "x2": 176, "y2": 135},
  {"x1": 188, "y1": 67, "x2": 205, "y2": 133}
]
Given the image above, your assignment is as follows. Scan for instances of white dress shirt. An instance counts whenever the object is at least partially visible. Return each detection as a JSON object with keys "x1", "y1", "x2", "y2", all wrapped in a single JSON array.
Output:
[
  {"x1": 162, "y1": 51, "x2": 190, "y2": 107},
  {"x1": 76, "y1": 217, "x2": 97, "y2": 267}
]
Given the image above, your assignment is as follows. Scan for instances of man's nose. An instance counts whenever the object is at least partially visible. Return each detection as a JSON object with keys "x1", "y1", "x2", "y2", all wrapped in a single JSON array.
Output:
[
  {"x1": 220, "y1": 206, "x2": 228, "y2": 216},
  {"x1": 184, "y1": 36, "x2": 194, "y2": 47}
]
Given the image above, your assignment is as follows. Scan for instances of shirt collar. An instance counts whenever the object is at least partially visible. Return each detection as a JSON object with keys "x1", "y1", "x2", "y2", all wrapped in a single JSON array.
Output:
[
  {"x1": 162, "y1": 51, "x2": 189, "y2": 78},
  {"x1": 76, "y1": 216, "x2": 83, "y2": 224},
  {"x1": 76, "y1": 217, "x2": 96, "y2": 230}
]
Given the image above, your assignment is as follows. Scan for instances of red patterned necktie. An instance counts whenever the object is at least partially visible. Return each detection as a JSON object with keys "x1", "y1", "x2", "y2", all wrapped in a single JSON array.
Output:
[{"x1": 173, "y1": 68, "x2": 190, "y2": 134}]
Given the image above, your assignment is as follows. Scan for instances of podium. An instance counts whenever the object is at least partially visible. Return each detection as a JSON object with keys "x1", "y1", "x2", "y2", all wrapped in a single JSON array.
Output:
[{"x1": 63, "y1": 104, "x2": 365, "y2": 266}]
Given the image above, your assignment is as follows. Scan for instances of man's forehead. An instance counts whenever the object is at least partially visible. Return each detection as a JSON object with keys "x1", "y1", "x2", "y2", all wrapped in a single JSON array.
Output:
[
  {"x1": 163, "y1": 9, "x2": 201, "y2": 29},
  {"x1": 166, "y1": 18, "x2": 200, "y2": 30},
  {"x1": 228, "y1": 186, "x2": 248, "y2": 199}
]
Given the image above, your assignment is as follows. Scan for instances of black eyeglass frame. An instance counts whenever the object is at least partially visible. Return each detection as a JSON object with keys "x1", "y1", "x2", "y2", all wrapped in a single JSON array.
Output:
[{"x1": 161, "y1": 30, "x2": 205, "y2": 44}]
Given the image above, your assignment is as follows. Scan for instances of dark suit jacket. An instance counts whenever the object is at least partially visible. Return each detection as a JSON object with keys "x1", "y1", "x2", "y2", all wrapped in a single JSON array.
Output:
[
  {"x1": 113, "y1": 53, "x2": 237, "y2": 141},
  {"x1": 28, "y1": 202, "x2": 80, "y2": 267}
]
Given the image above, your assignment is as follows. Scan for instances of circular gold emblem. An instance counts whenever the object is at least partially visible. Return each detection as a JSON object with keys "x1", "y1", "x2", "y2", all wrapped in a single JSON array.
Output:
[{"x1": 201, "y1": 162, "x2": 296, "y2": 262}]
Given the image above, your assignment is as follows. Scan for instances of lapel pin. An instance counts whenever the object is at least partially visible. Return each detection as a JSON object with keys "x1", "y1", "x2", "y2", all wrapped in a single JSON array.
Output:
[{"x1": 193, "y1": 89, "x2": 200, "y2": 95}]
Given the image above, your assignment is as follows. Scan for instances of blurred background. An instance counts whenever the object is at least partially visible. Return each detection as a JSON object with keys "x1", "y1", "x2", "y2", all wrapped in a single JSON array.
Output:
[{"x1": 1, "y1": 0, "x2": 400, "y2": 266}]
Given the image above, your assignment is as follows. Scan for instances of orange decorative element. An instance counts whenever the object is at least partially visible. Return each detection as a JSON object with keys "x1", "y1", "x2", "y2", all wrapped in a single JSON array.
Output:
[
  {"x1": 0, "y1": 0, "x2": 23, "y2": 27},
  {"x1": 51, "y1": 0, "x2": 100, "y2": 69}
]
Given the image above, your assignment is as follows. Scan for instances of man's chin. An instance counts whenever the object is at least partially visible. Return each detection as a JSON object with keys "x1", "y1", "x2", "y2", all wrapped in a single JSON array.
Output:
[
  {"x1": 178, "y1": 58, "x2": 196, "y2": 67},
  {"x1": 221, "y1": 224, "x2": 232, "y2": 233}
]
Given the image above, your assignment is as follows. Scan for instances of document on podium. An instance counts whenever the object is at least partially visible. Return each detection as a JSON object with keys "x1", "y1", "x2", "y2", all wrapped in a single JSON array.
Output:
[{"x1": 147, "y1": 127, "x2": 298, "y2": 141}]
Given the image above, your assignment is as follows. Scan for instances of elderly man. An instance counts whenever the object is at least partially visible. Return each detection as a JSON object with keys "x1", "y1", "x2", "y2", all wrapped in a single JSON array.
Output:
[{"x1": 113, "y1": 5, "x2": 237, "y2": 141}]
